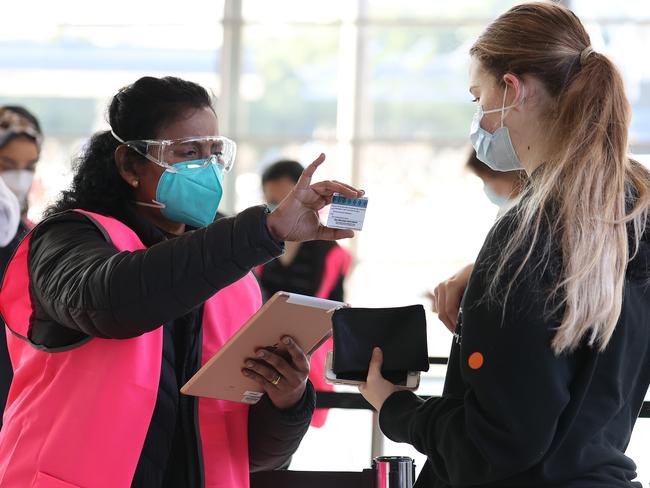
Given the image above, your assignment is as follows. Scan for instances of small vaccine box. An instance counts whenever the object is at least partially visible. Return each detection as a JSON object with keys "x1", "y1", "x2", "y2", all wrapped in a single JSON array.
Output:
[{"x1": 326, "y1": 193, "x2": 369, "y2": 231}]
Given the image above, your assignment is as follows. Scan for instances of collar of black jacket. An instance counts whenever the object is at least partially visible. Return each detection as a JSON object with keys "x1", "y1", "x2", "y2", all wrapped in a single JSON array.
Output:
[{"x1": 100, "y1": 204, "x2": 188, "y2": 248}]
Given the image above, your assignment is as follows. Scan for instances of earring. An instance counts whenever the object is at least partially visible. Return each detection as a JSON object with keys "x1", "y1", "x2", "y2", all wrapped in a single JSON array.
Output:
[{"x1": 132, "y1": 180, "x2": 139, "y2": 188}]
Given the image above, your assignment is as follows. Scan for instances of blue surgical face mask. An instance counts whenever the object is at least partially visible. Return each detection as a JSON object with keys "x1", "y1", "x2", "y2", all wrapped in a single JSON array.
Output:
[
  {"x1": 470, "y1": 84, "x2": 524, "y2": 172},
  {"x1": 483, "y1": 184, "x2": 510, "y2": 208},
  {"x1": 136, "y1": 158, "x2": 224, "y2": 228}
]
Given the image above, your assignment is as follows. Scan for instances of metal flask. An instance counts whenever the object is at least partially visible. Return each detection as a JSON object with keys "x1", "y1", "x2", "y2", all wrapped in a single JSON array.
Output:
[{"x1": 373, "y1": 456, "x2": 415, "y2": 488}]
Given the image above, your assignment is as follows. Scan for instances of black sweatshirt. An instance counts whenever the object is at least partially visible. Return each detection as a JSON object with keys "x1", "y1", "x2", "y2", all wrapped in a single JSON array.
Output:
[
  {"x1": 257, "y1": 240, "x2": 347, "y2": 302},
  {"x1": 380, "y1": 207, "x2": 650, "y2": 488},
  {"x1": 23, "y1": 205, "x2": 315, "y2": 487}
]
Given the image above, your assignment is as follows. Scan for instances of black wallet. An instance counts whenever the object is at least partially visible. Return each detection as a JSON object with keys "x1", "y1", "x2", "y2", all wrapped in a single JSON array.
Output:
[{"x1": 331, "y1": 305, "x2": 429, "y2": 383}]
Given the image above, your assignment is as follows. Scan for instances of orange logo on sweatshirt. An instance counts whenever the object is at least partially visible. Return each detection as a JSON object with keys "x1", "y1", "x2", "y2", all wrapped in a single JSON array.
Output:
[{"x1": 468, "y1": 352, "x2": 484, "y2": 370}]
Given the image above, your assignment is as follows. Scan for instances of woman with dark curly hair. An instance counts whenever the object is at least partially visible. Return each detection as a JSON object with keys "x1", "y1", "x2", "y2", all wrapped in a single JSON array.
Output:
[{"x1": 0, "y1": 76, "x2": 362, "y2": 488}]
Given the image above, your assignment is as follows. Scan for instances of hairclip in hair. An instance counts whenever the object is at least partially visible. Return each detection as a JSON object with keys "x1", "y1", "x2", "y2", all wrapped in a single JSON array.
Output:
[{"x1": 580, "y1": 46, "x2": 595, "y2": 66}]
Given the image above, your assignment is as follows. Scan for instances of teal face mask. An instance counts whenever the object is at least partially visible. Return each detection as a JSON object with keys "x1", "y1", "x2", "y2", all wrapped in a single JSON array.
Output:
[{"x1": 137, "y1": 157, "x2": 224, "y2": 228}]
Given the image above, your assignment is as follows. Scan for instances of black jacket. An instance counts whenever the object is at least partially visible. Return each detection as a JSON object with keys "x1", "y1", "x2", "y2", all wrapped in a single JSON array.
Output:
[
  {"x1": 23, "y1": 205, "x2": 315, "y2": 487},
  {"x1": 380, "y1": 207, "x2": 650, "y2": 488}
]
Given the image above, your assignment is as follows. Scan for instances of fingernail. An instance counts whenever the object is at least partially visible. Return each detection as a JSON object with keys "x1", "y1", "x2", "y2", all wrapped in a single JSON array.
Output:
[
  {"x1": 256, "y1": 350, "x2": 265, "y2": 358},
  {"x1": 282, "y1": 337, "x2": 291, "y2": 345},
  {"x1": 242, "y1": 370, "x2": 250, "y2": 377},
  {"x1": 246, "y1": 361, "x2": 255, "y2": 368}
]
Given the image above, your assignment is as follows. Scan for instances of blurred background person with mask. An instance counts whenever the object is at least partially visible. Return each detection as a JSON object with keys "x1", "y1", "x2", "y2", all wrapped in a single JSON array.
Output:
[
  {"x1": 465, "y1": 148, "x2": 524, "y2": 216},
  {"x1": 426, "y1": 150, "x2": 524, "y2": 312},
  {"x1": 0, "y1": 106, "x2": 42, "y2": 428},
  {"x1": 256, "y1": 159, "x2": 352, "y2": 428},
  {"x1": 0, "y1": 177, "x2": 20, "y2": 248},
  {"x1": 0, "y1": 106, "x2": 42, "y2": 271}
]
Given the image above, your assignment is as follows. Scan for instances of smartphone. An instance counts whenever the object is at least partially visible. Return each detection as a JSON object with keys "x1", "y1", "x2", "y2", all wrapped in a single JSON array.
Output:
[{"x1": 323, "y1": 351, "x2": 420, "y2": 390}]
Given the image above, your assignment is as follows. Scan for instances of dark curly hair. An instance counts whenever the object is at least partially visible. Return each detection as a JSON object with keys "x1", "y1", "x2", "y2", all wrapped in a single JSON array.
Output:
[{"x1": 46, "y1": 76, "x2": 213, "y2": 217}]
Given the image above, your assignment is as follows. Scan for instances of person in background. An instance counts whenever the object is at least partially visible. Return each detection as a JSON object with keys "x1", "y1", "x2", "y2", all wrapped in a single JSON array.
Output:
[
  {"x1": 0, "y1": 177, "x2": 19, "y2": 248},
  {"x1": 0, "y1": 76, "x2": 363, "y2": 487},
  {"x1": 256, "y1": 159, "x2": 352, "y2": 428},
  {"x1": 0, "y1": 106, "x2": 42, "y2": 428},
  {"x1": 0, "y1": 106, "x2": 41, "y2": 269},
  {"x1": 361, "y1": 3, "x2": 650, "y2": 487},
  {"x1": 426, "y1": 150, "x2": 525, "y2": 309},
  {"x1": 465, "y1": 148, "x2": 525, "y2": 216}
]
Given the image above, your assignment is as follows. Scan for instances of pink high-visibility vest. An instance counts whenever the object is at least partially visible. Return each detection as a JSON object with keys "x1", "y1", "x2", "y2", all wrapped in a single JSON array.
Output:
[{"x1": 0, "y1": 210, "x2": 261, "y2": 488}]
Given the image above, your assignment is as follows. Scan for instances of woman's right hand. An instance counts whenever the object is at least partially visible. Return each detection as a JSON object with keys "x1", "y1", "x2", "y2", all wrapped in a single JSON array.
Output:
[
  {"x1": 265, "y1": 153, "x2": 364, "y2": 243},
  {"x1": 430, "y1": 263, "x2": 474, "y2": 333}
]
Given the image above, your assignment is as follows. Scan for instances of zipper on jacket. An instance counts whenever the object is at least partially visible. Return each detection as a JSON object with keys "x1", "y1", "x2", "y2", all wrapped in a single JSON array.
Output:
[
  {"x1": 453, "y1": 307, "x2": 464, "y2": 345},
  {"x1": 193, "y1": 321, "x2": 206, "y2": 488},
  {"x1": 193, "y1": 397, "x2": 205, "y2": 488}
]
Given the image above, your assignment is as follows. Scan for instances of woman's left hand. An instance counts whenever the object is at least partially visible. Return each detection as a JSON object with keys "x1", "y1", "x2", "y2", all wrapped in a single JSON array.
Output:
[
  {"x1": 358, "y1": 347, "x2": 399, "y2": 412},
  {"x1": 242, "y1": 336, "x2": 310, "y2": 410}
]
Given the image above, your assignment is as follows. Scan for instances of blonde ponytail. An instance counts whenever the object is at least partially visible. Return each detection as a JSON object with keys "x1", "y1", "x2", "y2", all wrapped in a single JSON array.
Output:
[{"x1": 472, "y1": 2, "x2": 650, "y2": 354}]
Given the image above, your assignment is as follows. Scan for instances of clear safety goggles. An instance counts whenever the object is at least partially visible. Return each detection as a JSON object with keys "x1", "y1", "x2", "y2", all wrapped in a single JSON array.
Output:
[{"x1": 112, "y1": 131, "x2": 236, "y2": 173}]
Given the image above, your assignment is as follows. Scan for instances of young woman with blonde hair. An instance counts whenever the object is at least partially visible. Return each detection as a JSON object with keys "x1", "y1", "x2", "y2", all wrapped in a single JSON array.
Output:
[{"x1": 360, "y1": 3, "x2": 650, "y2": 487}]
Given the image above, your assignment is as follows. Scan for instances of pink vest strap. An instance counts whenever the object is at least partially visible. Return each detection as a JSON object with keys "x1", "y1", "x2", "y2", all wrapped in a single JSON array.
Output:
[
  {"x1": 315, "y1": 244, "x2": 352, "y2": 300},
  {"x1": 0, "y1": 210, "x2": 260, "y2": 488},
  {"x1": 200, "y1": 278, "x2": 261, "y2": 488},
  {"x1": 310, "y1": 245, "x2": 351, "y2": 427}
]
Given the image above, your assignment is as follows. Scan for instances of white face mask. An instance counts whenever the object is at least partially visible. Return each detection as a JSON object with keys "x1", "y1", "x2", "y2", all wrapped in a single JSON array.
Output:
[
  {"x1": 470, "y1": 84, "x2": 524, "y2": 172},
  {"x1": 0, "y1": 176, "x2": 20, "y2": 246},
  {"x1": 1, "y1": 170, "x2": 34, "y2": 211},
  {"x1": 483, "y1": 184, "x2": 510, "y2": 208}
]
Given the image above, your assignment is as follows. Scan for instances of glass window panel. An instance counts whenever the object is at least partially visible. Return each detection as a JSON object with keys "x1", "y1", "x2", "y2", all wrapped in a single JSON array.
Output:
[
  {"x1": 0, "y1": 25, "x2": 222, "y2": 101},
  {"x1": 572, "y1": 0, "x2": 650, "y2": 20},
  {"x1": 290, "y1": 409, "x2": 374, "y2": 471},
  {"x1": 4, "y1": 0, "x2": 224, "y2": 32},
  {"x1": 238, "y1": 26, "x2": 339, "y2": 137},
  {"x1": 366, "y1": 0, "x2": 522, "y2": 20},
  {"x1": 361, "y1": 26, "x2": 482, "y2": 140},
  {"x1": 574, "y1": 22, "x2": 650, "y2": 146},
  {"x1": 242, "y1": 0, "x2": 348, "y2": 23}
]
